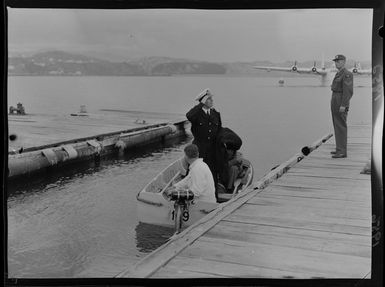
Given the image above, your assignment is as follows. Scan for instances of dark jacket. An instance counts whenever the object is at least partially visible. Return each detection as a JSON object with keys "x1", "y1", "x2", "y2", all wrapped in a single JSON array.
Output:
[
  {"x1": 215, "y1": 127, "x2": 243, "y2": 185},
  {"x1": 331, "y1": 67, "x2": 354, "y2": 107},
  {"x1": 216, "y1": 127, "x2": 242, "y2": 151},
  {"x1": 186, "y1": 103, "x2": 222, "y2": 159},
  {"x1": 186, "y1": 103, "x2": 221, "y2": 185}
]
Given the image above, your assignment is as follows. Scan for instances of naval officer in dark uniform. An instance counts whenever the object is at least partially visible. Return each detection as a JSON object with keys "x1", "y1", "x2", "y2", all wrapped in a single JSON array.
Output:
[
  {"x1": 330, "y1": 54, "x2": 353, "y2": 158},
  {"x1": 186, "y1": 88, "x2": 222, "y2": 200}
]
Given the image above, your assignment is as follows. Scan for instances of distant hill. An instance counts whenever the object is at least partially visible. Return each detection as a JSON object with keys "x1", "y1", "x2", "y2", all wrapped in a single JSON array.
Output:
[
  {"x1": 7, "y1": 50, "x2": 371, "y2": 77},
  {"x1": 8, "y1": 51, "x2": 147, "y2": 76}
]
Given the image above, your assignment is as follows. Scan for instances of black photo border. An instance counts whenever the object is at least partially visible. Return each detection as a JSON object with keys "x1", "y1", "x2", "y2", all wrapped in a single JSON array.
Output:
[{"x1": 2, "y1": 1, "x2": 383, "y2": 286}]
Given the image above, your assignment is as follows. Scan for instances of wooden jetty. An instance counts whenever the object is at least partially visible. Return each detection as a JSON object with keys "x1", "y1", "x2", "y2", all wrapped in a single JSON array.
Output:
[{"x1": 117, "y1": 124, "x2": 372, "y2": 279}]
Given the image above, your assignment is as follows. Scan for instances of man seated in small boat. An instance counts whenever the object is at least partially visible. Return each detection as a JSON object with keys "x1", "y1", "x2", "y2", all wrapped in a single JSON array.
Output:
[
  {"x1": 216, "y1": 127, "x2": 244, "y2": 193},
  {"x1": 165, "y1": 143, "x2": 217, "y2": 203},
  {"x1": 222, "y1": 143, "x2": 244, "y2": 193}
]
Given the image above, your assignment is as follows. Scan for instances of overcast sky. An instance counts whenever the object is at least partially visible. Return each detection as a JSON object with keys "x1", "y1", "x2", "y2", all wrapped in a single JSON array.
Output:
[{"x1": 7, "y1": 8, "x2": 372, "y2": 62}]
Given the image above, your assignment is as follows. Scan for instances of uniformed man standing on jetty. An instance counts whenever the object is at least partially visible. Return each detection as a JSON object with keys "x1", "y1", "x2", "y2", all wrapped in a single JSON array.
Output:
[
  {"x1": 186, "y1": 88, "x2": 222, "y2": 200},
  {"x1": 330, "y1": 54, "x2": 353, "y2": 158}
]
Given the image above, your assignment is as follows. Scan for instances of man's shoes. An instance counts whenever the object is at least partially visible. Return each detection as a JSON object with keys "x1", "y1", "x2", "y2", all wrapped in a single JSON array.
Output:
[
  {"x1": 332, "y1": 153, "x2": 347, "y2": 158},
  {"x1": 330, "y1": 151, "x2": 337, "y2": 154}
]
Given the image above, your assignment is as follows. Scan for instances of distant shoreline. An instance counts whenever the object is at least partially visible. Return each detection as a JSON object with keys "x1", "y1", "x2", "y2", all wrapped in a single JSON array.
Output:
[{"x1": 8, "y1": 50, "x2": 371, "y2": 79}]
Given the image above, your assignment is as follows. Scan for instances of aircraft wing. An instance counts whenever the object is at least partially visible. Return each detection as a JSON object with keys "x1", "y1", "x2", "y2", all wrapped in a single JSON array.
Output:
[
  {"x1": 253, "y1": 66, "x2": 328, "y2": 75},
  {"x1": 351, "y1": 69, "x2": 372, "y2": 75},
  {"x1": 253, "y1": 66, "x2": 294, "y2": 72}
]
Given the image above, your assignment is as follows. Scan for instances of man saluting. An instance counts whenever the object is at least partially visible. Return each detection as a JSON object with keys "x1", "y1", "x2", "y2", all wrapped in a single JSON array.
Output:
[
  {"x1": 330, "y1": 54, "x2": 353, "y2": 158},
  {"x1": 186, "y1": 89, "x2": 222, "y2": 199}
]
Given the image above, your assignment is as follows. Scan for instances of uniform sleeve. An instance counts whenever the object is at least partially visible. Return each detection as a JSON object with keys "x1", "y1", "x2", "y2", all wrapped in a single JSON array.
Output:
[
  {"x1": 186, "y1": 103, "x2": 203, "y2": 122},
  {"x1": 341, "y1": 72, "x2": 353, "y2": 107}
]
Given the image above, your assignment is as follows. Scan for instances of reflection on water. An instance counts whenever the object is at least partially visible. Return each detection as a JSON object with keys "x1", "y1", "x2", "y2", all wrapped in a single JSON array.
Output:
[
  {"x1": 7, "y1": 137, "x2": 189, "y2": 278},
  {"x1": 135, "y1": 222, "x2": 175, "y2": 253},
  {"x1": 7, "y1": 138, "x2": 185, "y2": 198}
]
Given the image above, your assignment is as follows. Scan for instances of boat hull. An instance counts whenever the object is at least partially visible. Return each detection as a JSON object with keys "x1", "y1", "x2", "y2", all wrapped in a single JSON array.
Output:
[
  {"x1": 137, "y1": 194, "x2": 217, "y2": 227},
  {"x1": 136, "y1": 157, "x2": 253, "y2": 228}
]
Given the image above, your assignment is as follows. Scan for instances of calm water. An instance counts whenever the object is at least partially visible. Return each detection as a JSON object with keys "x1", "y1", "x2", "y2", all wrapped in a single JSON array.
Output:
[{"x1": 7, "y1": 75, "x2": 372, "y2": 278}]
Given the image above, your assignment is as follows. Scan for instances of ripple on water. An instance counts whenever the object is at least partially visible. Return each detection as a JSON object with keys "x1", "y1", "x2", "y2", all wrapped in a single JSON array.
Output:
[{"x1": 7, "y1": 140, "x2": 186, "y2": 278}]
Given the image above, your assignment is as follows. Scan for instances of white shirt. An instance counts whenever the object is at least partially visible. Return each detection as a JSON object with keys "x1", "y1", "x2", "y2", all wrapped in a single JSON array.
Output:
[
  {"x1": 174, "y1": 158, "x2": 216, "y2": 203},
  {"x1": 202, "y1": 107, "x2": 211, "y2": 115}
]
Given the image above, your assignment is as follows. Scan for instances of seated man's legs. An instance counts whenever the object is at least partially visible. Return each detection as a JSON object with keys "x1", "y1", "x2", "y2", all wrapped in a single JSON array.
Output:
[{"x1": 226, "y1": 165, "x2": 241, "y2": 192}]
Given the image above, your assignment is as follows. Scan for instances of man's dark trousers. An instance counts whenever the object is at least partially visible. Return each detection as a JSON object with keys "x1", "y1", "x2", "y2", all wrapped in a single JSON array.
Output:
[{"x1": 331, "y1": 92, "x2": 348, "y2": 155}]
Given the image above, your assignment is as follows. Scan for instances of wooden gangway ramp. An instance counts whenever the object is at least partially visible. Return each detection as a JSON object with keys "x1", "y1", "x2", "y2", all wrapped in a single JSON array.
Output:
[{"x1": 118, "y1": 124, "x2": 372, "y2": 279}]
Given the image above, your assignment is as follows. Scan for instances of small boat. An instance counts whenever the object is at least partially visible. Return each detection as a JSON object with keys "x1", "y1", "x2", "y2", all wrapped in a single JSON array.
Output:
[
  {"x1": 70, "y1": 113, "x2": 89, "y2": 117},
  {"x1": 70, "y1": 105, "x2": 89, "y2": 117},
  {"x1": 9, "y1": 103, "x2": 26, "y2": 115},
  {"x1": 136, "y1": 156, "x2": 253, "y2": 229}
]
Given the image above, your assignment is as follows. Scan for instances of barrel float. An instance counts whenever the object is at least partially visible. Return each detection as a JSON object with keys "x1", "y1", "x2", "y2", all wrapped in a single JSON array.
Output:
[
  {"x1": 8, "y1": 122, "x2": 186, "y2": 179},
  {"x1": 115, "y1": 125, "x2": 175, "y2": 151},
  {"x1": 8, "y1": 140, "x2": 103, "y2": 178}
]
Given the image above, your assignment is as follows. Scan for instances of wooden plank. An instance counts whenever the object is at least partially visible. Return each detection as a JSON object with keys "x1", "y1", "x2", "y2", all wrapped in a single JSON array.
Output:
[
  {"x1": 271, "y1": 174, "x2": 370, "y2": 190},
  {"x1": 202, "y1": 224, "x2": 370, "y2": 258},
  {"x1": 269, "y1": 187, "x2": 370, "y2": 197},
  {"x1": 243, "y1": 200, "x2": 370, "y2": 220},
  {"x1": 172, "y1": 237, "x2": 370, "y2": 278},
  {"x1": 231, "y1": 202, "x2": 370, "y2": 227},
  {"x1": 308, "y1": 149, "x2": 371, "y2": 157},
  {"x1": 314, "y1": 144, "x2": 370, "y2": 151},
  {"x1": 206, "y1": 220, "x2": 371, "y2": 247},
  {"x1": 321, "y1": 154, "x2": 371, "y2": 160},
  {"x1": 297, "y1": 162, "x2": 371, "y2": 170},
  {"x1": 263, "y1": 185, "x2": 370, "y2": 202},
  {"x1": 270, "y1": 179, "x2": 370, "y2": 190},
  {"x1": 152, "y1": 256, "x2": 336, "y2": 279},
  {"x1": 324, "y1": 142, "x2": 370, "y2": 149},
  {"x1": 151, "y1": 262, "x2": 227, "y2": 278},
  {"x1": 201, "y1": 224, "x2": 371, "y2": 259},
  {"x1": 286, "y1": 169, "x2": 371, "y2": 180},
  {"x1": 238, "y1": 198, "x2": 370, "y2": 220},
  {"x1": 223, "y1": 213, "x2": 371, "y2": 236},
  {"x1": 254, "y1": 192, "x2": 371, "y2": 208},
  {"x1": 296, "y1": 161, "x2": 371, "y2": 170},
  {"x1": 293, "y1": 161, "x2": 371, "y2": 170},
  {"x1": 346, "y1": 138, "x2": 372, "y2": 144}
]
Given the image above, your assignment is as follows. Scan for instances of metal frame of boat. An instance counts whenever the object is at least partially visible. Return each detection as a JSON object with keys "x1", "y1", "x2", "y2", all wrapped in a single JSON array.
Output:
[{"x1": 136, "y1": 157, "x2": 253, "y2": 228}]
